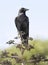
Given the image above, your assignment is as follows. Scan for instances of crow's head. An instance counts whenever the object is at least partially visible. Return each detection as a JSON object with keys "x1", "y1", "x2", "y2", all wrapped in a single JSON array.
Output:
[{"x1": 19, "y1": 8, "x2": 29, "y2": 14}]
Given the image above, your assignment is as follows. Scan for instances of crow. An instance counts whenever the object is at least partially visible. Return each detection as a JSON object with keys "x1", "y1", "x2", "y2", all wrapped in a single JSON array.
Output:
[{"x1": 15, "y1": 8, "x2": 29, "y2": 47}]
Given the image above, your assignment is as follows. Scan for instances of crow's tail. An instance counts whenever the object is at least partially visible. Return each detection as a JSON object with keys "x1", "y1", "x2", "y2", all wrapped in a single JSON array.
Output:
[{"x1": 19, "y1": 31, "x2": 29, "y2": 47}]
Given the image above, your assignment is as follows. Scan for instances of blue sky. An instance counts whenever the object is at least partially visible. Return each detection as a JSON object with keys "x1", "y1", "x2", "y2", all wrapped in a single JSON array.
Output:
[{"x1": 0, "y1": 0, "x2": 48, "y2": 49}]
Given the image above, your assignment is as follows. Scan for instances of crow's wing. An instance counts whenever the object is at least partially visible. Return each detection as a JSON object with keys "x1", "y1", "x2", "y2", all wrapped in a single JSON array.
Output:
[
  {"x1": 15, "y1": 15, "x2": 29, "y2": 37},
  {"x1": 21, "y1": 17, "x2": 29, "y2": 36},
  {"x1": 15, "y1": 17, "x2": 21, "y2": 31},
  {"x1": 26, "y1": 17, "x2": 29, "y2": 36}
]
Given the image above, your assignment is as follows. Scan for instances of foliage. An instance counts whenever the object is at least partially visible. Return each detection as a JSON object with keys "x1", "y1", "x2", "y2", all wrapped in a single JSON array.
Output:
[{"x1": 0, "y1": 40, "x2": 48, "y2": 65}]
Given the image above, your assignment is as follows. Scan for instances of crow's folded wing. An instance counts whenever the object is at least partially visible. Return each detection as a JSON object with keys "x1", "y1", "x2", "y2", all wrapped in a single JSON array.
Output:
[
  {"x1": 15, "y1": 17, "x2": 21, "y2": 31},
  {"x1": 24, "y1": 17, "x2": 29, "y2": 36}
]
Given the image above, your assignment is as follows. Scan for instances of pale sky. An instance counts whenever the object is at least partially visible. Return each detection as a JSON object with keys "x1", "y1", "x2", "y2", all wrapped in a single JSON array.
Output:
[{"x1": 0, "y1": 0, "x2": 48, "y2": 49}]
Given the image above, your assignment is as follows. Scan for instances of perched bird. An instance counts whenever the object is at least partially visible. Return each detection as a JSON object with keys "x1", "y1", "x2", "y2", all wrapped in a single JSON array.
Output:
[{"x1": 15, "y1": 8, "x2": 29, "y2": 47}]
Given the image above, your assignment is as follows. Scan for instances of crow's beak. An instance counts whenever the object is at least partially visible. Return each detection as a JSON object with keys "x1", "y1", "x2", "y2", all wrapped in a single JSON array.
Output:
[{"x1": 25, "y1": 9, "x2": 29, "y2": 11}]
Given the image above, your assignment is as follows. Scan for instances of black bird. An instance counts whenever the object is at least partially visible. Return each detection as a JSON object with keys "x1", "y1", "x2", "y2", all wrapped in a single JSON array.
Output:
[{"x1": 15, "y1": 8, "x2": 29, "y2": 47}]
